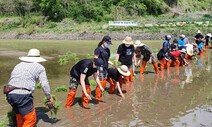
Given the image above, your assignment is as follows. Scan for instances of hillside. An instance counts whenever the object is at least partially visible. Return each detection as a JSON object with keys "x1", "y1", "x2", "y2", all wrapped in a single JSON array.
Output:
[{"x1": 0, "y1": 0, "x2": 211, "y2": 40}]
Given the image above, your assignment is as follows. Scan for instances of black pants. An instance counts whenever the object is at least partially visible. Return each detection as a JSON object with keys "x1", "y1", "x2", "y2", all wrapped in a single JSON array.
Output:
[{"x1": 7, "y1": 94, "x2": 34, "y2": 116}]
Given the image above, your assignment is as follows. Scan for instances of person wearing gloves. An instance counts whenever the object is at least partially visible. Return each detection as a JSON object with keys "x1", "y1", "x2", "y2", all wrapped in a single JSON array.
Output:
[
  {"x1": 65, "y1": 58, "x2": 104, "y2": 109},
  {"x1": 4, "y1": 49, "x2": 53, "y2": 127},
  {"x1": 116, "y1": 36, "x2": 136, "y2": 82},
  {"x1": 134, "y1": 40, "x2": 159, "y2": 74},
  {"x1": 107, "y1": 65, "x2": 130, "y2": 98}
]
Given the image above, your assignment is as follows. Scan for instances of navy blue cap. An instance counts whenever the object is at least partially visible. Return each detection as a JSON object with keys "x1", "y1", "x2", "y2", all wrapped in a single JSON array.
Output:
[
  {"x1": 102, "y1": 35, "x2": 112, "y2": 44},
  {"x1": 94, "y1": 58, "x2": 104, "y2": 67}
]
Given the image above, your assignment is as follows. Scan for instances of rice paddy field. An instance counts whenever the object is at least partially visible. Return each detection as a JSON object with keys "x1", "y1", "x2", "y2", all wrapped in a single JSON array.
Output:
[{"x1": 0, "y1": 39, "x2": 212, "y2": 127}]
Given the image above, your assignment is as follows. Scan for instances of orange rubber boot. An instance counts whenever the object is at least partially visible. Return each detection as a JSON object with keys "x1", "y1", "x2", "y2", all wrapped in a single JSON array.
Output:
[
  {"x1": 153, "y1": 63, "x2": 159, "y2": 74},
  {"x1": 129, "y1": 68, "x2": 134, "y2": 81},
  {"x1": 95, "y1": 79, "x2": 107, "y2": 100},
  {"x1": 140, "y1": 61, "x2": 147, "y2": 74},
  {"x1": 166, "y1": 60, "x2": 172, "y2": 69},
  {"x1": 16, "y1": 114, "x2": 24, "y2": 127},
  {"x1": 175, "y1": 59, "x2": 180, "y2": 67},
  {"x1": 65, "y1": 89, "x2": 77, "y2": 108},
  {"x1": 159, "y1": 58, "x2": 165, "y2": 71},
  {"x1": 82, "y1": 85, "x2": 91, "y2": 108},
  {"x1": 23, "y1": 109, "x2": 36, "y2": 127},
  {"x1": 108, "y1": 78, "x2": 116, "y2": 94}
]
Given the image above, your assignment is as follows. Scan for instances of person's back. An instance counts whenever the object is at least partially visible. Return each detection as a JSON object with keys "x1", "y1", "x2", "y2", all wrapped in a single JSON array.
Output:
[
  {"x1": 5, "y1": 48, "x2": 52, "y2": 127},
  {"x1": 8, "y1": 62, "x2": 48, "y2": 94}
]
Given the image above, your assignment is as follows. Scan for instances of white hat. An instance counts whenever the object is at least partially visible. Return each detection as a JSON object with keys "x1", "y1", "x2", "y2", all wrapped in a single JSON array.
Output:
[
  {"x1": 206, "y1": 33, "x2": 212, "y2": 37},
  {"x1": 134, "y1": 40, "x2": 145, "y2": 48},
  {"x1": 186, "y1": 45, "x2": 193, "y2": 56},
  {"x1": 197, "y1": 30, "x2": 201, "y2": 33},
  {"x1": 179, "y1": 48, "x2": 186, "y2": 54},
  {"x1": 19, "y1": 49, "x2": 47, "y2": 63},
  {"x1": 117, "y1": 65, "x2": 130, "y2": 76},
  {"x1": 122, "y1": 36, "x2": 133, "y2": 45},
  {"x1": 166, "y1": 35, "x2": 172, "y2": 40},
  {"x1": 180, "y1": 34, "x2": 185, "y2": 38}
]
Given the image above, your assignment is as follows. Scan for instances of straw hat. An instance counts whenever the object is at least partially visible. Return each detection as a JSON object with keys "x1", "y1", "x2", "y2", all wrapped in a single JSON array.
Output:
[
  {"x1": 186, "y1": 45, "x2": 193, "y2": 56},
  {"x1": 117, "y1": 65, "x2": 130, "y2": 76},
  {"x1": 19, "y1": 49, "x2": 47, "y2": 63},
  {"x1": 134, "y1": 40, "x2": 145, "y2": 48},
  {"x1": 122, "y1": 36, "x2": 133, "y2": 45},
  {"x1": 179, "y1": 48, "x2": 186, "y2": 54}
]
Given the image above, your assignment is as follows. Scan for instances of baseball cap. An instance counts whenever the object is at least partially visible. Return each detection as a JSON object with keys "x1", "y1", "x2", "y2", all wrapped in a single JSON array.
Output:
[
  {"x1": 93, "y1": 58, "x2": 104, "y2": 67},
  {"x1": 102, "y1": 35, "x2": 112, "y2": 44}
]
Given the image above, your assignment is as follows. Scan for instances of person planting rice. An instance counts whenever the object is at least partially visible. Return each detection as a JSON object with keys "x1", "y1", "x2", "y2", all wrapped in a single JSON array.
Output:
[
  {"x1": 107, "y1": 65, "x2": 130, "y2": 98},
  {"x1": 134, "y1": 40, "x2": 159, "y2": 74},
  {"x1": 65, "y1": 58, "x2": 104, "y2": 109},
  {"x1": 5, "y1": 49, "x2": 54, "y2": 127}
]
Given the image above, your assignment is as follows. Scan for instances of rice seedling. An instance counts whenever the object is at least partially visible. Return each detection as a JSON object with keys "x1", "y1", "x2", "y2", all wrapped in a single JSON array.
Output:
[
  {"x1": 35, "y1": 83, "x2": 41, "y2": 89},
  {"x1": 55, "y1": 85, "x2": 68, "y2": 92},
  {"x1": 0, "y1": 121, "x2": 6, "y2": 127},
  {"x1": 44, "y1": 94, "x2": 61, "y2": 115}
]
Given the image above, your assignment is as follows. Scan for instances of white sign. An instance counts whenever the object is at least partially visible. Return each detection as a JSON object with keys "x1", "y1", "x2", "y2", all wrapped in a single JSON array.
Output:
[{"x1": 109, "y1": 21, "x2": 138, "y2": 26}]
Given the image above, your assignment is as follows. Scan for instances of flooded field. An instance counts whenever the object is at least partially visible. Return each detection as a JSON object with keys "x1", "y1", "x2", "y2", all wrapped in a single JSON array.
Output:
[{"x1": 0, "y1": 39, "x2": 212, "y2": 127}]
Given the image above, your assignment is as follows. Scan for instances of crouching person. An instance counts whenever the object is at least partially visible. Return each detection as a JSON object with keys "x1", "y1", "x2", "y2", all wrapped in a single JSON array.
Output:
[
  {"x1": 107, "y1": 65, "x2": 130, "y2": 98},
  {"x1": 5, "y1": 49, "x2": 53, "y2": 127},
  {"x1": 134, "y1": 40, "x2": 159, "y2": 74},
  {"x1": 65, "y1": 58, "x2": 104, "y2": 109}
]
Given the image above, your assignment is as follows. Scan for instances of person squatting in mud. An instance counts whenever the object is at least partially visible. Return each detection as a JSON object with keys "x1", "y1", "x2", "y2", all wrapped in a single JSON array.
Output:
[
  {"x1": 107, "y1": 65, "x2": 131, "y2": 98},
  {"x1": 65, "y1": 58, "x2": 104, "y2": 109},
  {"x1": 134, "y1": 40, "x2": 159, "y2": 74}
]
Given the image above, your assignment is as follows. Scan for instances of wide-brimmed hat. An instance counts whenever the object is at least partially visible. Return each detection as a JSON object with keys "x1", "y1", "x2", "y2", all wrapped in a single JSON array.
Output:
[
  {"x1": 102, "y1": 35, "x2": 112, "y2": 44},
  {"x1": 179, "y1": 48, "x2": 186, "y2": 54},
  {"x1": 122, "y1": 36, "x2": 133, "y2": 45},
  {"x1": 134, "y1": 40, "x2": 145, "y2": 48},
  {"x1": 180, "y1": 34, "x2": 185, "y2": 38},
  {"x1": 19, "y1": 49, "x2": 47, "y2": 63},
  {"x1": 186, "y1": 45, "x2": 193, "y2": 56},
  {"x1": 117, "y1": 65, "x2": 130, "y2": 76},
  {"x1": 206, "y1": 33, "x2": 212, "y2": 37}
]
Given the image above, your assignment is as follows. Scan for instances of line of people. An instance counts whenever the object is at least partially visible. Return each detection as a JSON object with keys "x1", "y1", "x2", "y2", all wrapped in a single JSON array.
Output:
[{"x1": 4, "y1": 30, "x2": 211, "y2": 126}]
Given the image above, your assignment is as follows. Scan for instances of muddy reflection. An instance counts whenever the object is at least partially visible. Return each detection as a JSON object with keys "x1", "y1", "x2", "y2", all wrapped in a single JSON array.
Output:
[{"x1": 0, "y1": 46, "x2": 212, "y2": 127}]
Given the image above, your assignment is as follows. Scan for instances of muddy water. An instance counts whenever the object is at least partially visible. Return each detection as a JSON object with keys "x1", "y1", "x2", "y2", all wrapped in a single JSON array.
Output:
[{"x1": 0, "y1": 40, "x2": 212, "y2": 127}]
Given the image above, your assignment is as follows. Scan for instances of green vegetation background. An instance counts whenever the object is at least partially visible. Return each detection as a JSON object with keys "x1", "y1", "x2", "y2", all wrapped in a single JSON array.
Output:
[{"x1": 0, "y1": 0, "x2": 211, "y2": 35}]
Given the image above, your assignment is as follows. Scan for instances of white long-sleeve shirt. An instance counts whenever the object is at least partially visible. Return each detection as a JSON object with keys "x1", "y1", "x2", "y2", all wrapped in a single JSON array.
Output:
[{"x1": 8, "y1": 62, "x2": 51, "y2": 98}]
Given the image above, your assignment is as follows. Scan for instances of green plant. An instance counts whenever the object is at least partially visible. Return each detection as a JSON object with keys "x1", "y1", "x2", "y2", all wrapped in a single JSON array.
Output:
[
  {"x1": 55, "y1": 85, "x2": 68, "y2": 92},
  {"x1": 35, "y1": 83, "x2": 41, "y2": 89},
  {"x1": 44, "y1": 95, "x2": 61, "y2": 115},
  {"x1": 0, "y1": 121, "x2": 6, "y2": 127},
  {"x1": 58, "y1": 51, "x2": 79, "y2": 65}
]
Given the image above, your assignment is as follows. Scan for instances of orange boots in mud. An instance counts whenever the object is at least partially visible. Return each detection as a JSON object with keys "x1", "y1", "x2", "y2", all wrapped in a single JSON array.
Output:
[
  {"x1": 65, "y1": 85, "x2": 91, "y2": 108},
  {"x1": 16, "y1": 109, "x2": 36, "y2": 127},
  {"x1": 140, "y1": 61, "x2": 159, "y2": 74},
  {"x1": 95, "y1": 79, "x2": 107, "y2": 102}
]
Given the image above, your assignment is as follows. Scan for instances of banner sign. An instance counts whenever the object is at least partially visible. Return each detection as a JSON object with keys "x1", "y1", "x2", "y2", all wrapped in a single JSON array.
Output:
[{"x1": 109, "y1": 21, "x2": 138, "y2": 26}]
